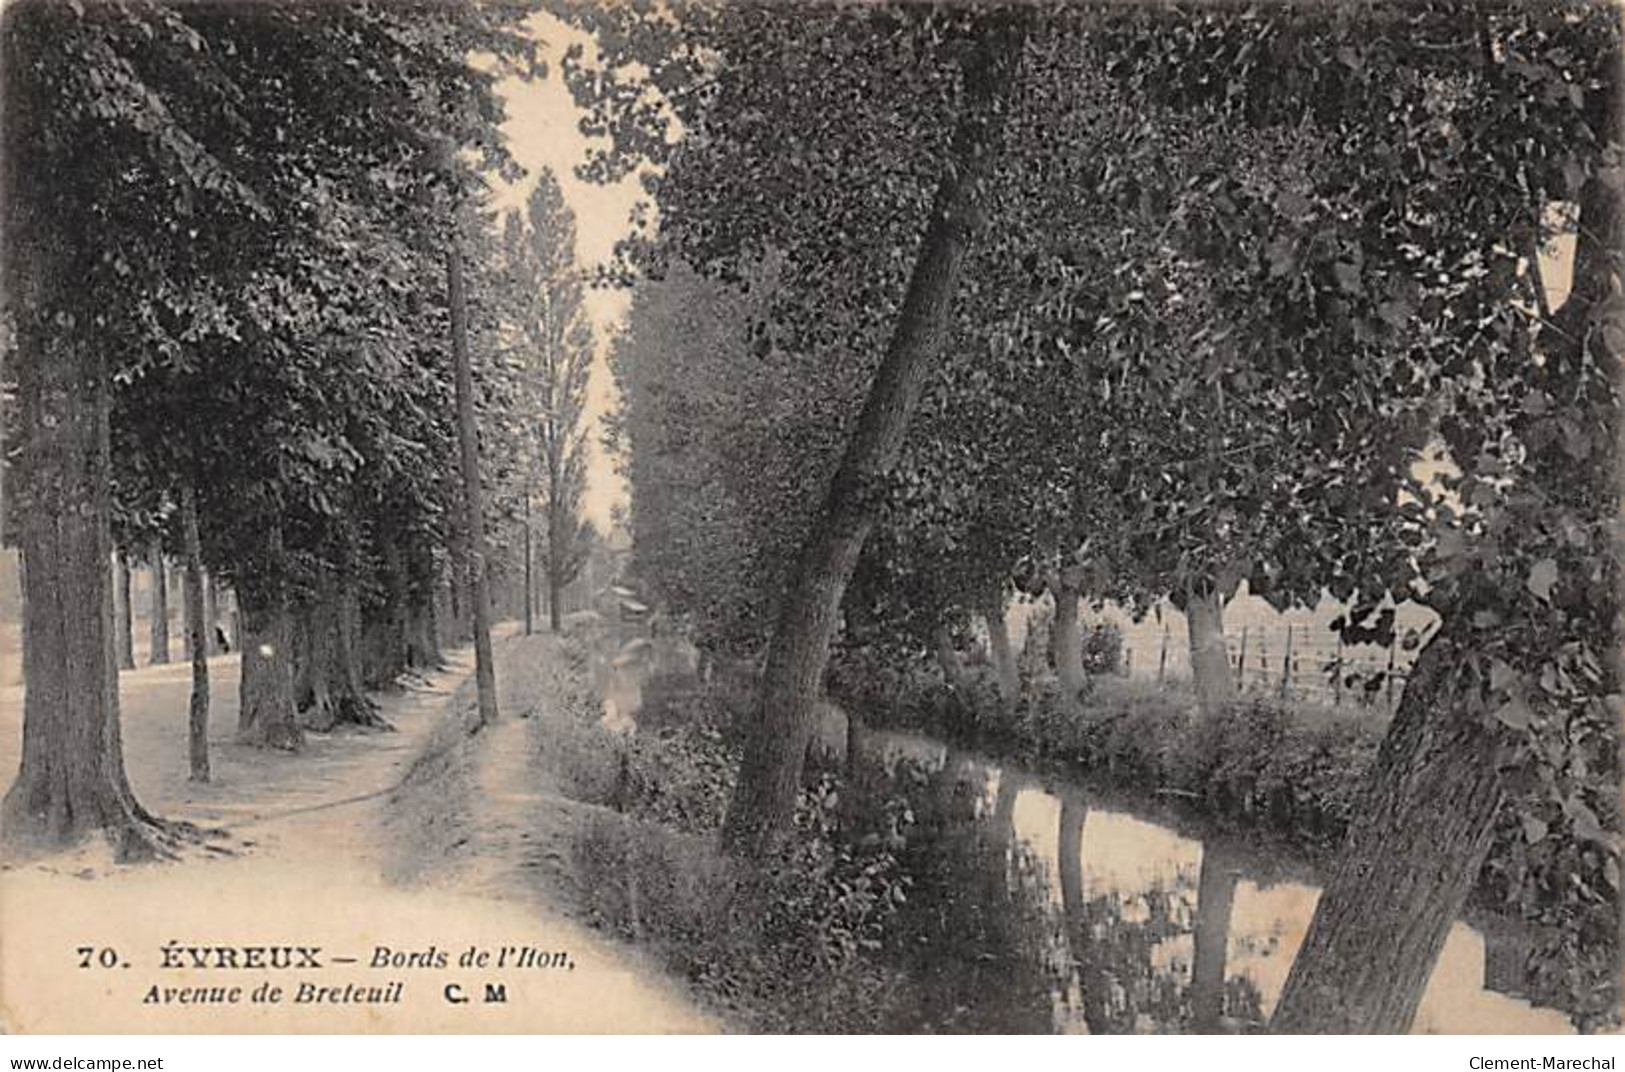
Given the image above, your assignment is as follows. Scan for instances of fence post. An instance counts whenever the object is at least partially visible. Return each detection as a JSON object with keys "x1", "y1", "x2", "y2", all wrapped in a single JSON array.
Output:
[
  {"x1": 1279, "y1": 623, "x2": 1294, "y2": 700},
  {"x1": 1332, "y1": 633, "x2": 1345, "y2": 706},
  {"x1": 1385, "y1": 630, "x2": 1399, "y2": 709}
]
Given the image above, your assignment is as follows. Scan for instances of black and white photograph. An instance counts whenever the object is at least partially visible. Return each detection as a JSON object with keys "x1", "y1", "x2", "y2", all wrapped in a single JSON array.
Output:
[{"x1": 0, "y1": 0, "x2": 1620, "y2": 1044}]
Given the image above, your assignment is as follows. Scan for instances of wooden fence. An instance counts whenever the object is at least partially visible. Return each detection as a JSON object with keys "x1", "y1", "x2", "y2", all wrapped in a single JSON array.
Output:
[{"x1": 1076, "y1": 595, "x2": 1441, "y2": 714}]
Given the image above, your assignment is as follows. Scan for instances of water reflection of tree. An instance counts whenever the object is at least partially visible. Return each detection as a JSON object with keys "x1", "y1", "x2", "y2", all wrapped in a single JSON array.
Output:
[
  {"x1": 1052, "y1": 795, "x2": 1267, "y2": 1034},
  {"x1": 861, "y1": 756, "x2": 1058, "y2": 1033},
  {"x1": 850, "y1": 747, "x2": 1266, "y2": 1033}
]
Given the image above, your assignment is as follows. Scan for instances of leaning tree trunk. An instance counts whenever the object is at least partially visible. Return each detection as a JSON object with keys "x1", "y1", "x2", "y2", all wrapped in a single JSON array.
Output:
[
  {"x1": 1273, "y1": 45, "x2": 1624, "y2": 1034},
  {"x1": 0, "y1": 301, "x2": 161, "y2": 859},
  {"x1": 1052, "y1": 581, "x2": 1086, "y2": 710},
  {"x1": 236, "y1": 521, "x2": 303, "y2": 752},
  {"x1": 719, "y1": 17, "x2": 1024, "y2": 857},
  {"x1": 180, "y1": 486, "x2": 209, "y2": 783},
  {"x1": 148, "y1": 543, "x2": 169, "y2": 666},
  {"x1": 1190, "y1": 841, "x2": 1239, "y2": 1032},
  {"x1": 1186, "y1": 587, "x2": 1234, "y2": 718},
  {"x1": 115, "y1": 549, "x2": 136, "y2": 671},
  {"x1": 447, "y1": 229, "x2": 499, "y2": 727},
  {"x1": 1269, "y1": 625, "x2": 1505, "y2": 1033}
]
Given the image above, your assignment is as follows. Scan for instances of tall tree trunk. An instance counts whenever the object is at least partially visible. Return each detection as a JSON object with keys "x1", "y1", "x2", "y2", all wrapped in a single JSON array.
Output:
[
  {"x1": 1186, "y1": 587, "x2": 1234, "y2": 717},
  {"x1": 362, "y1": 538, "x2": 411, "y2": 689},
  {"x1": 989, "y1": 765, "x2": 1020, "y2": 861},
  {"x1": 239, "y1": 596, "x2": 301, "y2": 750},
  {"x1": 447, "y1": 229, "x2": 499, "y2": 726},
  {"x1": 548, "y1": 551, "x2": 563, "y2": 634},
  {"x1": 236, "y1": 521, "x2": 302, "y2": 751},
  {"x1": 447, "y1": 554, "x2": 466, "y2": 642},
  {"x1": 935, "y1": 621, "x2": 968, "y2": 691},
  {"x1": 300, "y1": 579, "x2": 385, "y2": 733},
  {"x1": 523, "y1": 490, "x2": 534, "y2": 637},
  {"x1": 1052, "y1": 581, "x2": 1085, "y2": 709},
  {"x1": 292, "y1": 603, "x2": 324, "y2": 723},
  {"x1": 384, "y1": 542, "x2": 409, "y2": 682},
  {"x1": 203, "y1": 571, "x2": 221, "y2": 655},
  {"x1": 0, "y1": 301, "x2": 160, "y2": 859},
  {"x1": 330, "y1": 569, "x2": 382, "y2": 727},
  {"x1": 435, "y1": 580, "x2": 454, "y2": 649},
  {"x1": 1190, "y1": 841, "x2": 1239, "y2": 1032},
  {"x1": 180, "y1": 486, "x2": 210, "y2": 783},
  {"x1": 983, "y1": 593, "x2": 1019, "y2": 709},
  {"x1": 148, "y1": 543, "x2": 169, "y2": 666},
  {"x1": 720, "y1": 18, "x2": 1023, "y2": 857},
  {"x1": 1269, "y1": 626, "x2": 1504, "y2": 1033},
  {"x1": 115, "y1": 550, "x2": 135, "y2": 671},
  {"x1": 1273, "y1": 47, "x2": 1623, "y2": 1035},
  {"x1": 406, "y1": 577, "x2": 444, "y2": 671},
  {"x1": 180, "y1": 568, "x2": 194, "y2": 661}
]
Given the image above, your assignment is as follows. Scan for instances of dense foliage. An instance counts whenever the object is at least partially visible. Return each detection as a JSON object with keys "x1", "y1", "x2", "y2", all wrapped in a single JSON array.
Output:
[{"x1": 573, "y1": 0, "x2": 1621, "y2": 1030}]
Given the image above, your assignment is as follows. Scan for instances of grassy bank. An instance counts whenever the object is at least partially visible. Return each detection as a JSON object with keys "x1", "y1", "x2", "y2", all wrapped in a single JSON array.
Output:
[
  {"x1": 474, "y1": 625, "x2": 1610, "y2": 1031},
  {"x1": 523, "y1": 631, "x2": 922, "y2": 1032},
  {"x1": 834, "y1": 662, "x2": 1383, "y2": 850}
]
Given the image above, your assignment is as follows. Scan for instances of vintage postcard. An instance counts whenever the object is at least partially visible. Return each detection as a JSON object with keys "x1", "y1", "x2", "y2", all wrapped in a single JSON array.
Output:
[{"x1": 0, "y1": 0, "x2": 1620, "y2": 1037}]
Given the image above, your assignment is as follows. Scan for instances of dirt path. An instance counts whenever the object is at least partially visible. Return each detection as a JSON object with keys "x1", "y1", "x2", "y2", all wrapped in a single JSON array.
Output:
[
  {"x1": 379, "y1": 629, "x2": 720, "y2": 1032},
  {"x1": 0, "y1": 628, "x2": 715, "y2": 1033}
]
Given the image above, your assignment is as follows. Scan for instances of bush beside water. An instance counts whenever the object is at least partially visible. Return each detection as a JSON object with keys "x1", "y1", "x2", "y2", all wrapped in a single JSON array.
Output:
[
  {"x1": 540, "y1": 630, "x2": 1612, "y2": 1031},
  {"x1": 543, "y1": 640, "x2": 915, "y2": 1031}
]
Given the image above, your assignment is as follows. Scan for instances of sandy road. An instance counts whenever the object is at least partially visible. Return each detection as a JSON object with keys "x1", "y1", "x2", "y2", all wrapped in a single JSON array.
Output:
[{"x1": 0, "y1": 629, "x2": 716, "y2": 1033}]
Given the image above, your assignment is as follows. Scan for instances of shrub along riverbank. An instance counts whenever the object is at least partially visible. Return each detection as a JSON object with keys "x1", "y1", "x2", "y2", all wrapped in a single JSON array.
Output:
[
  {"x1": 826, "y1": 653, "x2": 1619, "y2": 1030},
  {"x1": 522, "y1": 625, "x2": 1612, "y2": 1031},
  {"x1": 833, "y1": 660, "x2": 1382, "y2": 848},
  {"x1": 542, "y1": 631, "x2": 1264, "y2": 1032},
  {"x1": 533, "y1": 634, "x2": 927, "y2": 1032}
]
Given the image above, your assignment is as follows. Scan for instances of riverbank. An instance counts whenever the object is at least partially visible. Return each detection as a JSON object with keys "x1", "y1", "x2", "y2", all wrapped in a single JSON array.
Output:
[
  {"x1": 477, "y1": 624, "x2": 914, "y2": 1032},
  {"x1": 826, "y1": 657, "x2": 1617, "y2": 1031},
  {"x1": 505, "y1": 626, "x2": 1590, "y2": 1034},
  {"x1": 835, "y1": 664, "x2": 1382, "y2": 849}
]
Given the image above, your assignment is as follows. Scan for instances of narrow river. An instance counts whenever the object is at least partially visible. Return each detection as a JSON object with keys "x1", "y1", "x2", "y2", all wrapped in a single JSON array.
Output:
[{"x1": 590, "y1": 627, "x2": 1574, "y2": 1035}]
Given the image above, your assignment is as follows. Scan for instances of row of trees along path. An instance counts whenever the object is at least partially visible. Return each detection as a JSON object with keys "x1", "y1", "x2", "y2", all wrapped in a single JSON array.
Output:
[{"x1": 1, "y1": 6, "x2": 598, "y2": 860}]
